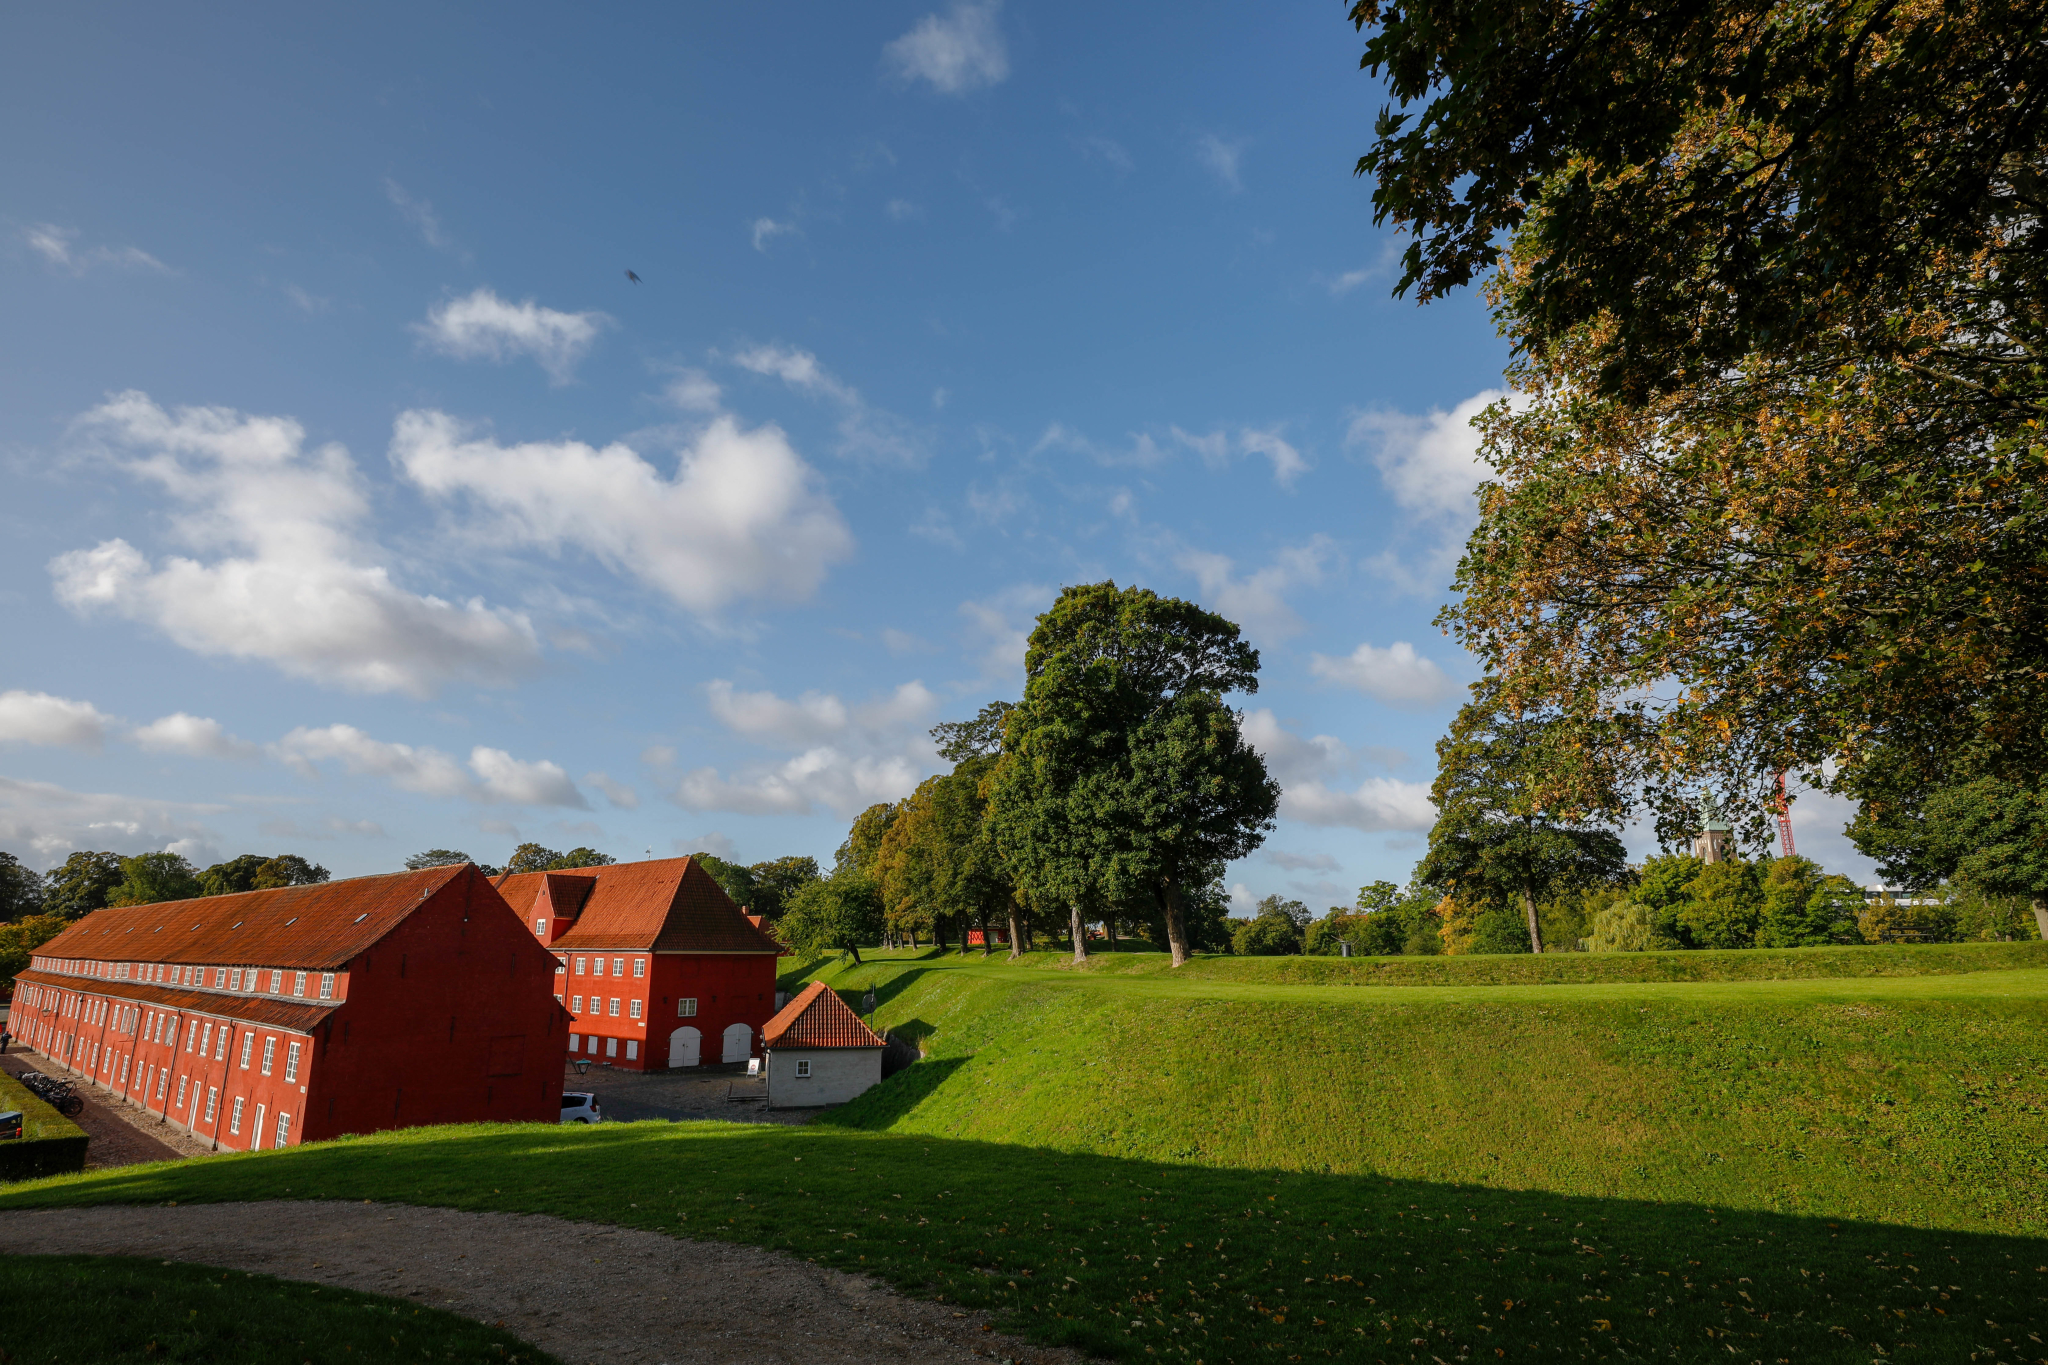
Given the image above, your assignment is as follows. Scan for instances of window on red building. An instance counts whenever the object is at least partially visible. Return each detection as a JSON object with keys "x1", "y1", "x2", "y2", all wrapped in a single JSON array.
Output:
[
  {"x1": 260, "y1": 1037, "x2": 275, "y2": 1076},
  {"x1": 270, "y1": 970, "x2": 283, "y2": 993},
  {"x1": 293, "y1": 972, "x2": 307, "y2": 998},
  {"x1": 592, "y1": 957, "x2": 605, "y2": 977},
  {"x1": 319, "y1": 973, "x2": 335, "y2": 1000},
  {"x1": 230, "y1": 1096, "x2": 243, "y2": 1133},
  {"x1": 285, "y1": 1041, "x2": 302, "y2": 1082},
  {"x1": 534, "y1": 918, "x2": 547, "y2": 936},
  {"x1": 679, "y1": 998, "x2": 697, "y2": 1017},
  {"x1": 612, "y1": 957, "x2": 624, "y2": 976},
  {"x1": 628, "y1": 999, "x2": 642, "y2": 1019},
  {"x1": 239, "y1": 1033, "x2": 253, "y2": 1069},
  {"x1": 575, "y1": 956, "x2": 587, "y2": 975},
  {"x1": 632, "y1": 958, "x2": 646, "y2": 978},
  {"x1": 608, "y1": 998, "x2": 621, "y2": 1017},
  {"x1": 205, "y1": 1087, "x2": 218, "y2": 1122}
]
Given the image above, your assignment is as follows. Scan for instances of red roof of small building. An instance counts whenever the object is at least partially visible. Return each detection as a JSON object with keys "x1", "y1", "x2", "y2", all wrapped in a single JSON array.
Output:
[
  {"x1": 496, "y1": 858, "x2": 781, "y2": 955},
  {"x1": 762, "y1": 980, "x2": 885, "y2": 1050},
  {"x1": 28, "y1": 865, "x2": 477, "y2": 971}
]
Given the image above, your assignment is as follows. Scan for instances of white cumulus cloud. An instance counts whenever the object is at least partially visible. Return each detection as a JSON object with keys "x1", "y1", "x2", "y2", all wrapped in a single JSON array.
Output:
[
  {"x1": 0, "y1": 691, "x2": 114, "y2": 750},
  {"x1": 750, "y1": 217, "x2": 798, "y2": 252},
  {"x1": 1240, "y1": 708, "x2": 1434, "y2": 834},
  {"x1": 1168, "y1": 425, "x2": 1308, "y2": 487},
  {"x1": 414, "y1": 287, "x2": 610, "y2": 383},
  {"x1": 131, "y1": 712, "x2": 260, "y2": 760},
  {"x1": 1309, "y1": 641, "x2": 1460, "y2": 710},
  {"x1": 732, "y1": 343, "x2": 924, "y2": 465},
  {"x1": 1197, "y1": 134, "x2": 1248, "y2": 192},
  {"x1": 0, "y1": 775, "x2": 223, "y2": 865},
  {"x1": 274, "y1": 724, "x2": 587, "y2": 808},
  {"x1": 1347, "y1": 389, "x2": 1512, "y2": 589},
  {"x1": 390, "y1": 409, "x2": 853, "y2": 615},
  {"x1": 883, "y1": 1, "x2": 1009, "y2": 94},
  {"x1": 674, "y1": 679, "x2": 942, "y2": 819},
  {"x1": 1175, "y1": 537, "x2": 1335, "y2": 642},
  {"x1": 49, "y1": 391, "x2": 540, "y2": 697}
]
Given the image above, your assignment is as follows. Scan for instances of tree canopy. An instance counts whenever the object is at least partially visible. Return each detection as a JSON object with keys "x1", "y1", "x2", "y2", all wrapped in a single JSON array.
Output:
[
  {"x1": 0, "y1": 852, "x2": 44, "y2": 923},
  {"x1": 198, "y1": 854, "x2": 330, "y2": 897},
  {"x1": 42, "y1": 851, "x2": 124, "y2": 920},
  {"x1": 108, "y1": 851, "x2": 203, "y2": 907},
  {"x1": 988, "y1": 582, "x2": 1278, "y2": 966},
  {"x1": 1418, "y1": 680, "x2": 1629, "y2": 952}
]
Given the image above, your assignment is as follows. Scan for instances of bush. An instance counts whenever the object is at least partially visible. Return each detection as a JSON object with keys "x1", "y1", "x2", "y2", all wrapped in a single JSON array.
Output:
[
  {"x1": 1231, "y1": 897, "x2": 1305, "y2": 956},
  {"x1": 1588, "y1": 901, "x2": 1656, "y2": 952},
  {"x1": 1676, "y1": 861, "x2": 1764, "y2": 948}
]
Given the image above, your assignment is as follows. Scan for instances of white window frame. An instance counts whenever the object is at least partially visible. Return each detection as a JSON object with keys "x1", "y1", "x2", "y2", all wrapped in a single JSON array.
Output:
[
  {"x1": 608, "y1": 998, "x2": 621, "y2": 1017},
  {"x1": 205, "y1": 1087, "x2": 218, "y2": 1122},
  {"x1": 612, "y1": 957, "x2": 625, "y2": 977},
  {"x1": 593, "y1": 957, "x2": 606, "y2": 977},
  {"x1": 534, "y1": 917, "x2": 547, "y2": 936},
  {"x1": 270, "y1": 969, "x2": 283, "y2": 993},
  {"x1": 319, "y1": 972, "x2": 335, "y2": 1000},
  {"x1": 284, "y1": 1040, "x2": 302, "y2": 1082},
  {"x1": 628, "y1": 999, "x2": 642, "y2": 1020},
  {"x1": 571, "y1": 994, "x2": 583, "y2": 1013},
  {"x1": 678, "y1": 997, "x2": 698, "y2": 1018},
  {"x1": 275, "y1": 1112, "x2": 291, "y2": 1148},
  {"x1": 575, "y1": 956, "x2": 586, "y2": 975},
  {"x1": 796, "y1": 1059, "x2": 812, "y2": 1078},
  {"x1": 632, "y1": 958, "x2": 646, "y2": 978},
  {"x1": 215, "y1": 1029, "x2": 228, "y2": 1061},
  {"x1": 230, "y1": 1096, "x2": 244, "y2": 1134},
  {"x1": 293, "y1": 971, "x2": 307, "y2": 998},
  {"x1": 260, "y1": 1036, "x2": 276, "y2": 1077},
  {"x1": 230, "y1": 968, "x2": 241, "y2": 990},
  {"x1": 239, "y1": 1033, "x2": 254, "y2": 1069}
]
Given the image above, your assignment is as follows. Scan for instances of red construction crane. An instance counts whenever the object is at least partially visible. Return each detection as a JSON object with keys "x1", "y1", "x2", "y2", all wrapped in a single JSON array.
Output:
[{"x1": 1775, "y1": 772, "x2": 1797, "y2": 858}]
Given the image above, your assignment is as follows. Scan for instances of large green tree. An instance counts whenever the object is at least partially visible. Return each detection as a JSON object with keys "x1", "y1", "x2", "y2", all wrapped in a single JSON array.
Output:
[
  {"x1": 41, "y1": 851, "x2": 124, "y2": 920},
  {"x1": 1418, "y1": 681, "x2": 1629, "y2": 953},
  {"x1": 778, "y1": 868, "x2": 884, "y2": 964},
  {"x1": 1356, "y1": 0, "x2": 2048, "y2": 823},
  {"x1": 988, "y1": 582, "x2": 1279, "y2": 967},
  {"x1": 1852, "y1": 772, "x2": 2048, "y2": 940},
  {"x1": 199, "y1": 854, "x2": 330, "y2": 896},
  {"x1": 0, "y1": 852, "x2": 44, "y2": 922},
  {"x1": 689, "y1": 853, "x2": 759, "y2": 909},
  {"x1": 747, "y1": 856, "x2": 822, "y2": 921},
  {"x1": 108, "y1": 851, "x2": 203, "y2": 906}
]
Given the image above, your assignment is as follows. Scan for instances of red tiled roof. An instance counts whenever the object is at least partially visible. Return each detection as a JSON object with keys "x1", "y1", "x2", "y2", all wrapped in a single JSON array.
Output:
[
  {"x1": 762, "y1": 980, "x2": 884, "y2": 1050},
  {"x1": 14, "y1": 970, "x2": 339, "y2": 1034},
  {"x1": 498, "y1": 858, "x2": 781, "y2": 955},
  {"x1": 28, "y1": 865, "x2": 476, "y2": 972}
]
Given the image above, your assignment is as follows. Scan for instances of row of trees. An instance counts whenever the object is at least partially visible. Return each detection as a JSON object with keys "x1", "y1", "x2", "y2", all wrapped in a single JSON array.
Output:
[{"x1": 767, "y1": 583, "x2": 1278, "y2": 966}]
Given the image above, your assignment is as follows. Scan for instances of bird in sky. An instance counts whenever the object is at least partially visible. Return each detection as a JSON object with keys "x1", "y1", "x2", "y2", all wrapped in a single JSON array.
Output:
[{"x1": 624, "y1": 269, "x2": 641, "y2": 284}]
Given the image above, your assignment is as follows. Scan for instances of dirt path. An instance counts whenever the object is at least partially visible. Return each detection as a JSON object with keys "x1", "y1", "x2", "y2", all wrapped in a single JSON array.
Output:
[{"x1": 0, "y1": 1202, "x2": 1092, "y2": 1365}]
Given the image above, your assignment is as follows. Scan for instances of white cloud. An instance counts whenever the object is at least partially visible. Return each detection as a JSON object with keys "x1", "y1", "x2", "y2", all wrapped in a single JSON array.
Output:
[
  {"x1": 675, "y1": 679, "x2": 942, "y2": 819},
  {"x1": 274, "y1": 724, "x2": 587, "y2": 808},
  {"x1": 1031, "y1": 422, "x2": 1167, "y2": 470},
  {"x1": 0, "y1": 774, "x2": 223, "y2": 866},
  {"x1": 383, "y1": 178, "x2": 462, "y2": 255},
  {"x1": 882, "y1": 1, "x2": 1009, "y2": 94},
  {"x1": 1168, "y1": 425, "x2": 1308, "y2": 487},
  {"x1": 1309, "y1": 641, "x2": 1460, "y2": 710},
  {"x1": 414, "y1": 288, "x2": 610, "y2": 383},
  {"x1": 1228, "y1": 882, "x2": 1258, "y2": 914},
  {"x1": 1197, "y1": 134, "x2": 1248, "y2": 192},
  {"x1": 391, "y1": 408, "x2": 853, "y2": 614},
  {"x1": 50, "y1": 391, "x2": 541, "y2": 696},
  {"x1": 0, "y1": 691, "x2": 113, "y2": 750},
  {"x1": 1347, "y1": 389, "x2": 1509, "y2": 589},
  {"x1": 585, "y1": 772, "x2": 640, "y2": 810},
  {"x1": 1327, "y1": 268, "x2": 1375, "y2": 296},
  {"x1": 131, "y1": 712, "x2": 260, "y2": 760},
  {"x1": 676, "y1": 831, "x2": 739, "y2": 861},
  {"x1": 1348, "y1": 389, "x2": 1503, "y2": 520},
  {"x1": 732, "y1": 343, "x2": 924, "y2": 465},
  {"x1": 1235, "y1": 428, "x2": 1308, "y2": 488},
  {"x1": 1175, "y1": 537, "x2": 1334, "y2": 641},
  {"x1": 959, "y1": 584, "x2": 1052, "y2": 679},
  {"x1": 1241, "y1": 707, "x2": 1434, "y2": 834},
  {"x1": 886, "y1": 200, "x2": 924, "y2": 223},
  {"x1": 23, "y1": 223, "x2": 169, "y2": 275},
  {"x1": 1267, "y1": 849, "x2": 1340, "y2": 873},
  {"x1": 660, "y1": 367, "x2": 723, "y2": 413},
  {"x1": 750, "y1": 217, "x2": 798, "y2": 252}
]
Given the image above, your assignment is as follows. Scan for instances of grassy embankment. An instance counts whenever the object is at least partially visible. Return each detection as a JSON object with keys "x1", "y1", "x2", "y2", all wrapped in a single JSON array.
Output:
[
  {"x1": 0, "y1": 1255, "x2": 559, "y2": 1364},
  {"x1": 1, "y1": 943, "x2": 2044, "y2": 1363}
]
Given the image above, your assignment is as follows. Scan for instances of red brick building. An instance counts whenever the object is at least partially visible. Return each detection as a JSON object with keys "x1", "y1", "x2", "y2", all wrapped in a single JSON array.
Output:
[
  {"x1": 10, "y1": 864, "x2": 568, "y2": 1150},
  {"x1": 495, "y1": 857, "x2": 782, "y2": 1071}
]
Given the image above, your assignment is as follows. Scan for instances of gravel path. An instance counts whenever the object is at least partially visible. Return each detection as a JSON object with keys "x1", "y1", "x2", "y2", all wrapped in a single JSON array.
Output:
[
  {"x1": 0, "y1": 1202, "x2": 1093, "y2": 1365},
  {"x1": 0, "y1": 1054, "x2": 202, "y2": 1168}
]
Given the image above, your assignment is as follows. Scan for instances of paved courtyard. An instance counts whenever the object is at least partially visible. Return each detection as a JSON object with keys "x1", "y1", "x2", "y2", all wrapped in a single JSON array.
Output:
[{"x1": 560, "y1": 1060, "x2": 829, "y2": 1125}]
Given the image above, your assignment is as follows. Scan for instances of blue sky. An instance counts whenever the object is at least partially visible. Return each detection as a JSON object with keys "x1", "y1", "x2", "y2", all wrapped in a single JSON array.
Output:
[{"x1": 0, "y1": 2, "x2": 1875, "y2": 901}]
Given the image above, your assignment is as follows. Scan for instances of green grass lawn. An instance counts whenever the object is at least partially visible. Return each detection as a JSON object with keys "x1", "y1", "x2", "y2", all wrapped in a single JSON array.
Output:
[
  {"x1": 1, "y1": 944, "x2": 2043, "y2": 1363},
  {"x1": 0, "y1": 1254, "x2": 557, "y2": 1364}
]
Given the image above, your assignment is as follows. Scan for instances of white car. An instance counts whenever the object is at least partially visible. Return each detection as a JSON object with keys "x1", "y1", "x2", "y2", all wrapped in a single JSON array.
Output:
[{"x1": 560, "y1": 1091, "x2": 601, "y2": 1124}]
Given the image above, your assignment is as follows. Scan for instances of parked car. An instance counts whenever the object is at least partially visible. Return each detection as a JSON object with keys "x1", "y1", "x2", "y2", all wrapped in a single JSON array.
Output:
[{"x1": 560, "y1": 1091, "x2": 601, "y2": 1124}]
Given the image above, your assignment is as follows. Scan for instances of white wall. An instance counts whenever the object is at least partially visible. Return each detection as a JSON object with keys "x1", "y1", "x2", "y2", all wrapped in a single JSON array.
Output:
[{"x1": 766, "y1": 1047, "x2": 881, "y2": 1108}]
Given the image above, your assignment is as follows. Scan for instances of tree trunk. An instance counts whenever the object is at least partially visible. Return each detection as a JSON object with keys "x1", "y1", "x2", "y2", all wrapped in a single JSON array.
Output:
[
  {"x1": 845, "y1": 942, "x2": 863, "y2": 966},
  {"x1": 1162, "y1": 877, "x2": 1191, "y2": 967},
  {"x1": 1069, "y1": 901, "x2": 1089, "y2": 963},
  {"x1": 1007, "y1": 901, "x2": 1024, "y2": 960},
  {"x1": 2033, "y1": 898, "x2": 2048, "y2": 941},
  {"x1": 1106, "y1": 915, "x2": 1118, "y2": 952},
  {"x1": 1521, "y1": 882, "x2": 1545, "y2": 955},
  {"x1": 976, "y1": 909, "x2": 991, "y2": 957}
]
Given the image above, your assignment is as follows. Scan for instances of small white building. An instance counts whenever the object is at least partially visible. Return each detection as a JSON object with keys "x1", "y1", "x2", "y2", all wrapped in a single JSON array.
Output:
[{"x1": 762, "y1": 981, "x2": 884, "y2": 1109}]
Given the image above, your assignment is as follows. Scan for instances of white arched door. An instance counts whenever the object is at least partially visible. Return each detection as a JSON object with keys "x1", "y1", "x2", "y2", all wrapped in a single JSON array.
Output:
[
  {"x1": 721, "y1": 1022, "x2": 751, "y2": 1063},
  {"x1": 668, "y1": 1026, "x2": 701, "y2": 1068}
]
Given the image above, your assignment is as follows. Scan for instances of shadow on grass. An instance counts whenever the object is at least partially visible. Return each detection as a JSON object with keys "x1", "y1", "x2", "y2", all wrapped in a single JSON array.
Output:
[
  {"x1": 3, "y1": 1121, "x2": 2042, "y2": 1364},
  {"x1": 816, "y1": 1053, "x2": 964, "y2": 1124}
]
